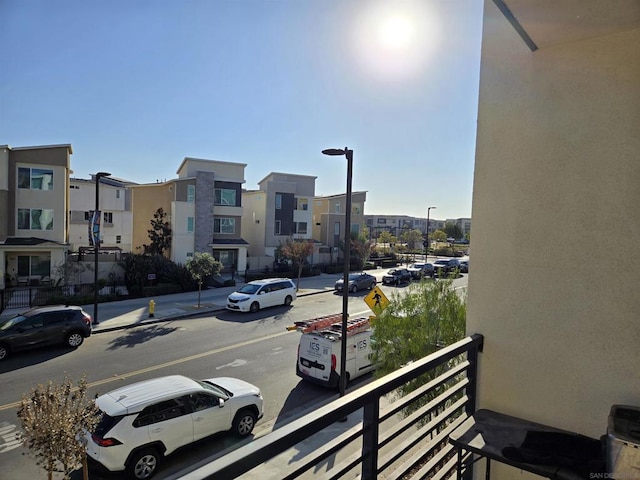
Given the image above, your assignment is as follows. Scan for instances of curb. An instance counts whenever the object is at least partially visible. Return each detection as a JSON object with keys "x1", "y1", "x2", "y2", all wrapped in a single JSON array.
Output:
[{"x1": 91, "y1": 287, "x2": 334, "y2": 334}]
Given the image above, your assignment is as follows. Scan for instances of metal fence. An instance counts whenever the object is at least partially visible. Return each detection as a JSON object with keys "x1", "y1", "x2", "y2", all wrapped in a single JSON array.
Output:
[{"x1": 169, "y1": 334, "x2": 484, "y2": 480}]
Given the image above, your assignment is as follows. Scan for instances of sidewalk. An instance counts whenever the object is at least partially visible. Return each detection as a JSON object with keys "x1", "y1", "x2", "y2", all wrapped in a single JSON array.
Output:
[{"x1": 0, "y1": 273, "x2": 345, "y2": 332}]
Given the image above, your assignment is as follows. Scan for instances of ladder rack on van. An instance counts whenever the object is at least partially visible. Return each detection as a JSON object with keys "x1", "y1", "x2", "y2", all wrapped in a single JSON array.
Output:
[{"x1": 287, "y1": 314, "x2": 371, "y2": 336}]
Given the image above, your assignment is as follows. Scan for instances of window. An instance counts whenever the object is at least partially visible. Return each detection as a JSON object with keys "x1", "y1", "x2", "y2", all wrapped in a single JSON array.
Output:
[
  {"x1": 187, "y1": 216, "x2": 194, "y2": 233},
  {"x1": 116, "y1": 189, "x2": 120, "y2": 199},
  {"x1": 85, "y1": 210, "x2": 94, "y2": 221},
  {"x1": 352, "y1": 204, "x2": 362, "y2": 215},
  {"x1": 275, "y1": 194, "x2": 282, "y2": 210},
  {"x1": 275, "y1": 220, "x2": 281, "y2": 235},
  {"x1": 18, "y1": 167, "x2": 54, "y2": 190},
  {"x1": 295, "y1": 198, "x2": 308, "y2": 211},
  {"x1": 334, "y1": 222, "x2": 340, "y2": 236},
  {"x1": 213, "y1": 217, "x2": 235, "y2": 234},
  {"x1": 377, "y1": 218, "x2": 387, "y2": 225},
  {"x1": 294, "y1": 222, "x2": 308, "y2": 234},
  {"x1": 351, "y1": 224, "x2": 360, "y2": 235},
  {"x1": 190, "y1": 393, "x2": 219, "y2": 412},
  {"x1": 215, "y1": 188, "x2": 236, "y2": 206},
  {"x1": 187, "y1": 184, "x2": 195, "y2": 202},
  {"x1": 18, "y1": 208, "x2": 54, "y2": 230},
  {"x1": 17, "y1": 255, "x2": 50, "y2": 277},
  {"x1": 335, "y1": 202, "x2": 341, "y2": 213},
  {"x1": 116, "y1": 235, "x2": 122, "y2": 244},
  {"x1": 133, "y1": 398, "x2": 189, "y2": 427},
  {"x1": 103, "y1": 212, "x2": 113, "y2": 224}
]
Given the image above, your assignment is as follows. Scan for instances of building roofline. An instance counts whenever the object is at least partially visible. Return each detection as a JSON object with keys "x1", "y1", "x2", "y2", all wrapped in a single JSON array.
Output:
[{"x1": 6, "y1": 144, "x2": 73, "y2": 154}]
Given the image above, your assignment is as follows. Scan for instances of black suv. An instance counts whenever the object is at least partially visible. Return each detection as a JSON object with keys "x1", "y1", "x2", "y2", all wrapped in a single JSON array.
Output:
[
  {"x1": 433, "y1": 258, "x2": 461, "y2": 277},
  {"x1": 0, "y1": 305, "x2": 92, "y2": 361},
  {"x1": 382, "y1": 268, "x2": 412, "y2": 286}
]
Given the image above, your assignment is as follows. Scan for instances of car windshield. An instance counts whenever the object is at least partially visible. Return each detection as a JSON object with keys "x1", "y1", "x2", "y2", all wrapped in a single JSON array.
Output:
[
  {"x1": 435, "y1": 260, "x2": 449, "y2": 265},
  {"x1": 237, "y1": 284, "x2": 261, "y2": 294},
  {"x1": 198, "y1": 380, "x2": 231, "y2": 399},
  {"x1": 348, "y1": 274, "x2": 362, "y2": 280},
  {"x1": 0, "y1": 315, "x2": 27, "y2": 331}
]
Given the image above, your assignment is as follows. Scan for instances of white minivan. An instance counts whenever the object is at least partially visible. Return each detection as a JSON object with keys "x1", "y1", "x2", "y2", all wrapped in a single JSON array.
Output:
[
  {"x1": 296, "y1": 319, "x2": 374, "y2": 389},
  {"x1": 226, "y1": 278, "x2": 296, "y2": 313}
]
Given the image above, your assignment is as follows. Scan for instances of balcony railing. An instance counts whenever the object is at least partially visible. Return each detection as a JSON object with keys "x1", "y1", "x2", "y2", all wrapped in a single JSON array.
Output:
[{"x1": 171, "y1": 334, "x2": 484, "y2": 480}]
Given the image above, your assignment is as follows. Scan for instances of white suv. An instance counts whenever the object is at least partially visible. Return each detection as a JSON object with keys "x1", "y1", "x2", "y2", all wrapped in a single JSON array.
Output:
[
  {"x1": 85, "y1": 375, "x2": 264, "y2": 479},
  {"x1": 226, "y1": 278, "x2": 296, "y2": 313}
]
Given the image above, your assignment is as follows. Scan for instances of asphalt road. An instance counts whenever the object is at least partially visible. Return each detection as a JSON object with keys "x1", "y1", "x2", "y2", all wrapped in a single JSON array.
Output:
[
  {"x1": 0, "y1": 289, "x2": 379, "y2": 480},
  {"x1": 0, "y1": 274, "x2": 468, "y2": 480}
]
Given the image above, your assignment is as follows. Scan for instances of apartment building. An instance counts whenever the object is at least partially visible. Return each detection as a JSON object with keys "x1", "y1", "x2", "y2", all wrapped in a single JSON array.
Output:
[
  {"x1": 131, "y1": 157, "x2": 248, "y2": 272},
  {"x1": 364, "y1": 214, "x2": 449, "y2": 239},
  {"x1": 312, "y1": 191, "x2": 367, "y2": 261},
  {"x1": 0, "y1": 144, "x2": 73, "y2": 289},
  {"x1": 68, "y1": 176, "x2": 134, "y2": 255},
  {"x1": 242, "y1": 172, "x2": 316, "y2": 269}
]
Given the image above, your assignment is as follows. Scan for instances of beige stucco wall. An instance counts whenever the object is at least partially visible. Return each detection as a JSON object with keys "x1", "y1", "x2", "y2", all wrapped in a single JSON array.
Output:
[
  {"x1": 130, "y1": 183, "x2": 174, "y2": 255},
  {"x1": 468, "y1": 2, "x2": 640, "y2": 476}
]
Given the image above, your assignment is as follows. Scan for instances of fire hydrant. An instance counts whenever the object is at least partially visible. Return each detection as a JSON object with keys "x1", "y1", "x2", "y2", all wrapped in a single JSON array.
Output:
[{"x1": 148, "y1": 299, "x2": 155, "y2": 318}]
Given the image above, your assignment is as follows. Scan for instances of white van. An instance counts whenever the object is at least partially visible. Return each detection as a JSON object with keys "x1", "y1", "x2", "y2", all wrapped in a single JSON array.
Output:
[
  {"x1": 296, "y1": 317, "x2": 374, "y2": 389},
  {"x1": 227, "y1": 278, "x2": 296, "y2": 313}
]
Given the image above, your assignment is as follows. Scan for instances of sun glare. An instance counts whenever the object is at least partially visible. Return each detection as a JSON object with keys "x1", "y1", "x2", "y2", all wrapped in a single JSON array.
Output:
[{"x1": 352, "y1": 1, "x2": 438, "y2": 82}]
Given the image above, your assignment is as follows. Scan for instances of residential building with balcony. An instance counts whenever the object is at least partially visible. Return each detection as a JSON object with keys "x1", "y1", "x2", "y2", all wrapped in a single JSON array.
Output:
[
  {"x1": 131, "y1": 157, "x2": 248, "y2": 272},
  {"x1": 68, "y1": 176, "x2": 134, "y2": 256},
  {"x1": 242, "y1": 172, "x2": 316, "y2": 270},
  {"x1": 0, "y1": 144, "x2": 73, "y2": 289},
  {"x1": 312, "y1": 191, "x2": 367, "y2": 263}
]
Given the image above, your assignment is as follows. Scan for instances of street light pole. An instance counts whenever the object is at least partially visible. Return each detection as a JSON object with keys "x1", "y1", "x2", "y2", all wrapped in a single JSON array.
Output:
[
  {"x1": 426, "y1": 206, "x2": 437, "y2": 262},
  {"x1": 93, "y1": 172, "x2": 111, "y2": 325},
  {"x1": 322, "y1": 147, "x2": 353, "y2": 397}
]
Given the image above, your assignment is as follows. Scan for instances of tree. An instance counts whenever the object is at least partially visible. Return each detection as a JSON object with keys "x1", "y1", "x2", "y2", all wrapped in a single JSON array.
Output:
[
  {"x1": 51, "y1": 255, "x2": 93, "y2": 287},
  {"x1": 444, "y1": 222, "x2": 463, "y2": 241},
  {"x1": 186, "y1": 252, "x2": 222, "y2": 307},
  {"x1": 279, "y1": 238, "x2": 315, "y2": 290},
  {"x1": 143, "y1": 207, "x2": 172, "y2": 256},
  {"x1": 349, "y1": 231, "x2": 373, "y2": 270},
  {"x1": 378, "y1": 230, "x2": 396, "y2": 255},
  {"x1": 16, "y1": 375, "x2": 100, "y2": 480},
  {"x1": 370, "y1": 278, "x2": 466, "y2": 418},
  {"x1": 432, "y1": 229, "x2": 447, "y2": 243},
  {"x1": 400, "y1": 229, "x2": 424, "y2": 259}
]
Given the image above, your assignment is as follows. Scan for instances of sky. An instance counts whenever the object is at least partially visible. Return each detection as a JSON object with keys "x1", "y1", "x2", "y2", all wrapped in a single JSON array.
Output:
[{"x1": 1, "y1": 0, "x2": 483, "y2": 221}]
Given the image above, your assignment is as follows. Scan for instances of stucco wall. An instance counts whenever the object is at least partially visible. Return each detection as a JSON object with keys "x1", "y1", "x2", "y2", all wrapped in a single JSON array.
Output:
[{"x1": 468, "y1": 2, "x2": 640, "y2": 475}]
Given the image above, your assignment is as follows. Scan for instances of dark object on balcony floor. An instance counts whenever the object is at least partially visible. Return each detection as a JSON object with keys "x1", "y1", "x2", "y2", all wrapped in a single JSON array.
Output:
[{"x1": 449, "y1": 409, "x2": 605, "y2": 479}]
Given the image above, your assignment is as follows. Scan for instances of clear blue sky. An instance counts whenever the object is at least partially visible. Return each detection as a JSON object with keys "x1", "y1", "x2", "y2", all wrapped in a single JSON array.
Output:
[{"x1": 1, "y1": 0, "x2": 483, "y2": 221}]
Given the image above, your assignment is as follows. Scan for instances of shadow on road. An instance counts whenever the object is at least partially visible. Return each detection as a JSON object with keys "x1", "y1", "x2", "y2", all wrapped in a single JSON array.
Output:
[
  {"x1": 0, "y1": 346, "x2": 80, "y2": 374},
  {"x1": 107, "y1": 323, "x2": 180, "y2": 350}
]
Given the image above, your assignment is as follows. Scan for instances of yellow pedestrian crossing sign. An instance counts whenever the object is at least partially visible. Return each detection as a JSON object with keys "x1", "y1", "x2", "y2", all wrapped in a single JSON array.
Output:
[{"x1": 364, "y1": 286, "x2": 389, "y2": 315}]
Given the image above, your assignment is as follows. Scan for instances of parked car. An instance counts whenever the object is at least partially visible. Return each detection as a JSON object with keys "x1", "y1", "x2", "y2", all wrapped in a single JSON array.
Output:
[
  {"x1": 381, "y1": 268, "x2": 412, "y2": 286},
  {"x1": 433, "y1": 258, "x2": 461, "y2": 277},
  {"x1": 85, "y1": 375, "x2": 264, "y2": 480},
  {"x1": 0, "y1": 305, "x2": 92, "y2": 361},
  {"x1": 334, "y1": 272, "x2": 377, "y2": 293},
  {"x1": 459, "y1": 260, "x2": 469, "y2": 273},
  {"x1": 407, "y1": 262, "x2": 435, "y2": 279},
  {"x1": 226, "y1": 278, "x2": 296, "y2": 313}
]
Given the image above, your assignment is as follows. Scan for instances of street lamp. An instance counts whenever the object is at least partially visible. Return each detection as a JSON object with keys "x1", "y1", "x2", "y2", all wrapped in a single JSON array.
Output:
[
  {"x1": 426, "y1": 206, "x2": 437, "y2": 261},
  {"x1": 93, "y1": 172, "x2": 111, "y2": 325},
  {"x1": 322, "y1": 147, "x2": 353, "y2": 397}
]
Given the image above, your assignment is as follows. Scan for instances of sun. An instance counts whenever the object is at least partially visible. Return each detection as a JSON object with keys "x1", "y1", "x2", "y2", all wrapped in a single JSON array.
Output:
[
  {"x1": 376, "y1": 14, "x2": 415, "y2": 52},
  {"x1": 351, "y1": 2, "x2": 438, "y2": 82}
]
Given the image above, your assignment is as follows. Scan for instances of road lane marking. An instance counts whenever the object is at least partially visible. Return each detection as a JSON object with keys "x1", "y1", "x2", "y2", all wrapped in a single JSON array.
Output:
[
  {"x1": 0, "y1": 330, "x2": 291, "y2": 412},
  {"x1": 0, "y1": 309, "x2": 373, "y2": 412}
]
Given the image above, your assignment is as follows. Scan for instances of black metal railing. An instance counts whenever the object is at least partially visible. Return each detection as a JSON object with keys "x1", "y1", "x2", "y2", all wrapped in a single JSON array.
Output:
[{"x1": 169, "y1": 334, "x2": 484, "y2": 480}]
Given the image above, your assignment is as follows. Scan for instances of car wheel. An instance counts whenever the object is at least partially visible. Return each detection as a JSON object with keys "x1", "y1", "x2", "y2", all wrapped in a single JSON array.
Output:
[
  {"x1": 65, "y1": 331, "x2": 84, "y2": 348},
  {"x1": 283, "y1": 295, "x2": 293, "y2": 306},
  {"x1": 0, "y1": 344, "x2": 8, "y2": 361},
  {"x1": 127, "y1": 448, "x2": 161, "y2": 480},
  {"x1": 232, "y1": 409, "x2": 257, "y2": 437},
  {"x1": 350, "y1": 284, "x2": 358, "y2": 293},
  {"x1": 249, "y1": 302, "x2": 260, "y2": 313}
]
